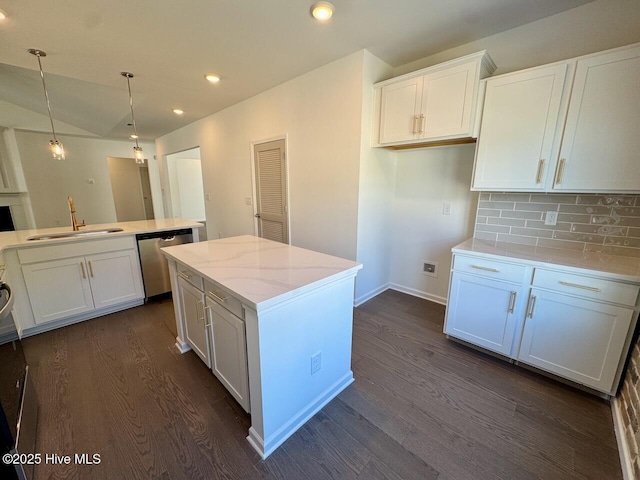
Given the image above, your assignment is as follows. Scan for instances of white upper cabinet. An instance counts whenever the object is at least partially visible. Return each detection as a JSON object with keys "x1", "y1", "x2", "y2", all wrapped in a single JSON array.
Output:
[
  {"x1": 374, "y1": 51, "x2": 495, "y2": 148},
  {"x1": 554, "y1": 47, "x2": 640, "y2": 192},
  {"x1": 472, "y1": 42, "x2": 640, "y2": 193},
  {"x1": 472, "y1": 64, "x2": 568, "y2": 190}
]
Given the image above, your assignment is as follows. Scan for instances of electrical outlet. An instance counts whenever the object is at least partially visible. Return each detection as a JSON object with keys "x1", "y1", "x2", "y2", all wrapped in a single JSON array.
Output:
[
  {"x1": 545, "y1": 211, "x2": 558, "y2": 226},
  {"x1": 311, "y1": 352, "x2": 321, "y2": 375},
  {"x1": 422, "y1": 261, "x2": 438, "y2": 277},
  {"x1": 443, "y1": 203, "x2": 452, "y2": 215}
]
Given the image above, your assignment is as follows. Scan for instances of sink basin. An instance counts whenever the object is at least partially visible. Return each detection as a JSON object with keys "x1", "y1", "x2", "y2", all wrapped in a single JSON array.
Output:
[{"x1": 26, "y1": 228, "x2": 124, "y2": 241}]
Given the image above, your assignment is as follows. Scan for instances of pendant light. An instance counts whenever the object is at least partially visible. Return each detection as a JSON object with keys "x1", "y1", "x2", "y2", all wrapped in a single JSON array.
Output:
[
  {"x1": 28, "y1": 49, "x2": 65, "y2": 160},
  {"x1": 121, "y1": 72, "x2": 145, "y2": 164}
]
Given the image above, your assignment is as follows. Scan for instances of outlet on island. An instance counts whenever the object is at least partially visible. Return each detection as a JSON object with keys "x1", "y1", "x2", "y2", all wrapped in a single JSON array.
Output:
[{"x1": 311, "y1": 352, "x2": 321, "y2": 375}]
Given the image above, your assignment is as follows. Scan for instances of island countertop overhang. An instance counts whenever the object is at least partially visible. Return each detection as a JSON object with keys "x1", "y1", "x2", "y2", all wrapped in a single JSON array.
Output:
[{"x1": 161, "y1": 235, "x2": 362, "y2": 311}]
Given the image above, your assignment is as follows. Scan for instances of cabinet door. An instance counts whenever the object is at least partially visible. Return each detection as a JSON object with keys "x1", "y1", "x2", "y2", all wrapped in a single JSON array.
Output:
[
  {"x1": 178, "y1": 278, "x2": 210, "y2": 367},
  {"x1": 445, "y1": 272, "x2": 524, "y2": 357},
  {"x1": 379, "y1": 76, "x2": 423, "y2": 144},
  {"x1": 472, "y1": 64, "x2": 567, "y2": 190},
  {"x1": 421, "y1": 61, "x2": 478, "y2": 139},
  {"x1": 86, "y1": 250, "x2": 144, "y2": 309},
  {"x1": 22, "y1": 258, "x2": 94, "y2": 324},
  {"x1": 554, "y1": 46, "x2": 640, "y2": 192},
  {"x1": 206, "y1": 298, "x2": 250, "y2": 412},
  {"x1": 518, "y1": 289, "x2": 634, "y2": 393}
]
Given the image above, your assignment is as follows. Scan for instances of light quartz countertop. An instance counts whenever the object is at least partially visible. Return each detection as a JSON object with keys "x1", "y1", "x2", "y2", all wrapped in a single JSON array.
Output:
[
  {"x1": 161, "y1": 235, "x2": 362, "y2": 310},
  {"x1": 454, "y1": 238, "x2": 640, "y2": 282},
  {"x1": 0, "y1": 218, "x2": 202, "y2": 252}
]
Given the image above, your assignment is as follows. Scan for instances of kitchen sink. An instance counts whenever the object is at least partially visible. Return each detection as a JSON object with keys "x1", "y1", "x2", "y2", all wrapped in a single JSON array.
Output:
[{"x1": 26, "y1": 228, "x2": 124, "y2": 241}]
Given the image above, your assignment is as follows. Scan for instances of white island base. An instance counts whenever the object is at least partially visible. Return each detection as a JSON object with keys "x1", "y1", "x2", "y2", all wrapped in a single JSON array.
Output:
[{"x1": 162, "y1": 236, "x2": 362, "y2": 458}]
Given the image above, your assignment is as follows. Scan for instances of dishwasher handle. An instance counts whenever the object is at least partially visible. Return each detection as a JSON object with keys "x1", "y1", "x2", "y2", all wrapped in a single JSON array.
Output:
[{"x1": 161, "y1": 236, "x2": 176, "y2": 242}]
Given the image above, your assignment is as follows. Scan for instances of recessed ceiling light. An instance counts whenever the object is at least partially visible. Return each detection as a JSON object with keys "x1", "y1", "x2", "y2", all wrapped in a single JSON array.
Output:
[
  {"x1": 311, "y1": 2, "x2": 334, "y2": 21},
  {"x1": 172, "y1": 109, "x2": 184, "y2": 115},
  {"x1": 205, "y1": 74, "x2": 220, "y2": 84},
  {"x1": 0, "y1": 9, "x2": 7, "y2": 21},
  {"x1": 129, "y1": 134, "x2": 139, "y2": 139}
]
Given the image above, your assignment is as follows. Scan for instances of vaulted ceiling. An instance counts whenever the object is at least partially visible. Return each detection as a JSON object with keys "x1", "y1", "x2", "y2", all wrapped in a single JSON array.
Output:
[{"x1": 0, "y1": 0, "x2": 594, "y2": 140}]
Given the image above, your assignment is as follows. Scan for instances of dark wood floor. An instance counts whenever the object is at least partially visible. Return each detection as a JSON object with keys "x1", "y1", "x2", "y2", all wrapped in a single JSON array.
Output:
[{"x1": 22, "y1": 290, "x2": 621, "y2": 480}]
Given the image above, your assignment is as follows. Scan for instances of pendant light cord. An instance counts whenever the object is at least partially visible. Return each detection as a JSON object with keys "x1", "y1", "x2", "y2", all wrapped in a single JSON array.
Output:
[
  {"x1": 34, "y1": 53, "x2": 58, "y2": 143},
  {"x1": 124, "y1": 74, "x2": 141, "y2": 149}
]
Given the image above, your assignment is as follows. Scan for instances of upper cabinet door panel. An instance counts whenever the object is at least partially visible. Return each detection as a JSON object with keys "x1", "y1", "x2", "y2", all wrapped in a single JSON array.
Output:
[
  {"x1": 472, "y1": 64, "x2": 567, "y2": 191},
  {"x1": 555, "y1": 46, "x2": 640, "y2": 192},
  {"x1": 422, "y1": 61, "x2": 478, "y2": 139},
  {"x1": 379, "y1": 76, "x2": 423, "y2": 144}
]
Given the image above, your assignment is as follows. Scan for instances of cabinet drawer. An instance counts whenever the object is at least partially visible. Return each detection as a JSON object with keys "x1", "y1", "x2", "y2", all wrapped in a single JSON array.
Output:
[
  {"x1": 204, "y1": 279, "x2": 243, "y2": 320},
  {"x1": 177, "y1": 266, "x2": 203, "y2": 291},
  {"x1": 453, "y1": 255, "x2": 527, "y2": 283},
  {"x1": 533, "y1": 268, "x2": 639, "y2": 307}
]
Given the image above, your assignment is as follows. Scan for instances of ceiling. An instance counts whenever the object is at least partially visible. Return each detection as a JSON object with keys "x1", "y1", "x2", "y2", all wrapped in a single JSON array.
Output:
[{"x1": 0, "y1": 0, "x2": 594, "y2": 141}]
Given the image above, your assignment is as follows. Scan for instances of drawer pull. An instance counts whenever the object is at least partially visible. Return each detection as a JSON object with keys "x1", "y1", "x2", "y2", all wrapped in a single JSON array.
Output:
[
  {"x1": 207, "y1": 291, "x2": 227, "y2": 303},
  {"x1": 536, "y1": 159, "x2": 545, "y2": 184},
  {"x1": 178, "y1": 271, "x2": 192, "y2": 280},
  {"x1": 471, "y1": 265, "x2": 499, "y2": 273},
  {"x1": 527, "y1": 295, "x2": 537, "y2": 318},
  {"x1": 508, "y1": 291, "x2": 517, "y2": 314},
  {"x1": 558, "y1": 281, "x2": 601, "y2": 292}
]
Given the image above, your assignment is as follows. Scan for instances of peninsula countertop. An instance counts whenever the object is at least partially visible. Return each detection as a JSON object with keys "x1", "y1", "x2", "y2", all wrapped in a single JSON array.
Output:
[
  {"x1": 161, "y1": 235, "x2": 362, "y2": 310},
  {"x1": 0, "y1": 218, "x2": 202, "y2": 252}
]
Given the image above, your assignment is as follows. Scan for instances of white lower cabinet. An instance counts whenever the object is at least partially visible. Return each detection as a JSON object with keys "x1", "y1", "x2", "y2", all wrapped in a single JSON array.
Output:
[
  {"x1": 518, "y1": 289, "x2": 634, "y2": 392},
  {"x1": 445, "y1": 252, "x2": 640, "y2": 395},
  {"x1": 446, "y1": 273, "x2": 524, "y2": 356},
  {"x1": 205, "y1": 297, "x2": 250, "y2": 412},
  {"x1": 22, "y1": 247, "x2": 143, "y2": 325},
  {"x1": 178, "y1": 277, "x2": 210, "y2": 367}
]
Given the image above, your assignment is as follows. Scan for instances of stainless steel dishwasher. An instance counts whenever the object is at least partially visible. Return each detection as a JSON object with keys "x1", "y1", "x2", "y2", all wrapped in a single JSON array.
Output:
[{"x1": 136, "y1": 228, "x2": 193, "y2": 300}]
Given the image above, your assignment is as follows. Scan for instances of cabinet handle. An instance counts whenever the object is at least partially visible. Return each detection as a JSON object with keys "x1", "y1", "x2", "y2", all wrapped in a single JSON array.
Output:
[
  {"x1": 558, "y1": 281, "x2": 601, "y2": 292},
  {"x1": 88, "y1": 261, "x2": 94, "y2": 278},
  {"x1": 555, "y1": 158, "x2": 566, "y2": 185},
  {"x1": 527, "y1": 295, "x2": 537, "y2": 318},
  {"x1": 536, "y1": 159, "x2": 546, "y2": 184},
  {"x1": 203, "y1": 304, "x2": 212, "y2": 326},
  {"x1": 508, "y1": 291, "x2": 517, "y2": 313},
  {"x1": 419, "y1": 113, "x2": 425, "y2": 134},
  {"x1": 196, "y1": 300, "x2": 204, "y2": 322},
  {"x1": 207, "y1": 291, "x2": 227, "y2": 303},
  {"x1": 412, "y1": 115, "x2": 418, "y2": 134},
  {"x1": 471, "y1": 265, "x2": 499, "y2": 273},
  {"x1": 80, "y1": 262, "x2": 86, "y2": 279},
  {"x1": 179, "y1": 271, "x2": 192, "y2": 280}
]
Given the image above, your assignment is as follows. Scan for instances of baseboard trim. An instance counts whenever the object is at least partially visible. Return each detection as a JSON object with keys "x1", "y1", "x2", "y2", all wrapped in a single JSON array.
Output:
[
  {"x1": 388, "y1": 283, "x2": 447, "y2": 306},
  {"x1": 612, "y1": 397, "x2": 634, "y2": 480},
  {"x1": 354, "y1": 283, "x2": 390, "y2": 307}
]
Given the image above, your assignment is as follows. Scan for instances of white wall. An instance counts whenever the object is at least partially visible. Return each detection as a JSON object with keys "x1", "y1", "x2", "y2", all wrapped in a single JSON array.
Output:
[
  {"x1": 354, "y1": 51, "x2": 396, "y2": 304},
  {"x1": 389, "y1": 144, "x2": 478, "y2": 304},
  {"x1": 156, "y1": 52, "x2": 365, "y2": 260},
  {"x1": 14, "y1": 131, "x2": 159, "y2": 228},
  {"x1": 394, "y1": 0, "x2": 640, "y2": 77}
]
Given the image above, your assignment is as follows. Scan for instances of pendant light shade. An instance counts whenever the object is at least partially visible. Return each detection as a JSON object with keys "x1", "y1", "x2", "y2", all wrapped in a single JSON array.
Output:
[
  {"x1": 29, "y1": 49, "x2": 65, "y2": 160},
  {"x1": 121, "y1": 72, "x2": 144, "y2": 164}
]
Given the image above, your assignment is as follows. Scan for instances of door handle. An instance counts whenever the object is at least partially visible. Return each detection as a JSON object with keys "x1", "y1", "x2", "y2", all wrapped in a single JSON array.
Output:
[{"x1": 255, "y1": 213, "x2": 261, "y2": 218}]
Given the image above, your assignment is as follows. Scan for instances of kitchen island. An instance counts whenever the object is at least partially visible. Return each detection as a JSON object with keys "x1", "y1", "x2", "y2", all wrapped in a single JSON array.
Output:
[{"x1": 161, "y1": 235, "x2": 362, "y2": 459}]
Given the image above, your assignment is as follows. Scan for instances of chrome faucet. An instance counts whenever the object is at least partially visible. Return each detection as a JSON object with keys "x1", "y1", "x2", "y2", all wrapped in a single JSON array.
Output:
[{"x1": 67, "y1": 196, "x2": 86, "y2": 231}]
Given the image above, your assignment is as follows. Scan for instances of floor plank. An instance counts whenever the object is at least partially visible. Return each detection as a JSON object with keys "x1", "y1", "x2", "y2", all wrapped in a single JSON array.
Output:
[{"x1": 20, "y1": 291, "x2": 622, "y2": 479}]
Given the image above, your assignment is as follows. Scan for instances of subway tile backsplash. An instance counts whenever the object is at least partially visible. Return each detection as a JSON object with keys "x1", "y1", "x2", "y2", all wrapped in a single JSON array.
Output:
[{"x1": 474, "y1": 193, "x2": 640, "y2": 257}]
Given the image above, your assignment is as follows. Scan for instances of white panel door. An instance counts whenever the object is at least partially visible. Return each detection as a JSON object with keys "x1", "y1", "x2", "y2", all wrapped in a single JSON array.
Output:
[
  {"x1": 206, "y1": 298, "x2": 249, "y2": 412},
  {"x1": 421, "y1": 61, "x2": 477, "y2": 139},
  {"x1": 22, "y1": 258, "x2": 94, "y2": 324},
  {"x1": 379, "y1": 76, "x2": 423, "y2": 144},
  {"x1": 254, "y1": 139, "x2": 288, "y2": 244},
  {"x1": 445, "y1": 272, "x2": 524, "y2": 357},
  {"x1": 555, "y1": 46, "x2": 640, "y2": 192},
  {"x1": 518, "y1": 289, "x2": 634, "y2": 393},
  {"x1": 472, "y1": 63, "x2": 568, "y2": 190},
  {"x1": 86, "y1": 249, "x2": 144, "y2": 309},
  {"x1": 179, "y1": 278, "x2": 210, "y2": 367}
]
